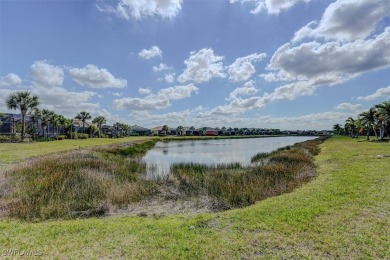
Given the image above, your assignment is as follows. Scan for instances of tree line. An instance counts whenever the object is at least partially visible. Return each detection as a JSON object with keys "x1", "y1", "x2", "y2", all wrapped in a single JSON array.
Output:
[
  {"x1": 333, "y1": 100, "x2": 390, "y2": 140},
  {"x1": 2, "y1": 91, "x2": 131, "y2": 141}
]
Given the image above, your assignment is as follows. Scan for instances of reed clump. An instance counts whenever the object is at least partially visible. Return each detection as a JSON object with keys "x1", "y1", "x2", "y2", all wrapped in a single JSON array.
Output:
[
  {"x1": 2, "y1": 146, "x2": 157, "y2": 220},
  {"x1": 170, "y1": 137, "x2": 326, "y2": 209}
]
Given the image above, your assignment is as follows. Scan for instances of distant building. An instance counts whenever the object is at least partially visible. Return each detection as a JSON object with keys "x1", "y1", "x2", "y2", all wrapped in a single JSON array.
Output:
[
  {"x1": 131, "y1": 125, "x2": 151, "y2": 136},
  {"x1": 204, "y1": 128, "x2": 218, "y2": 136}
]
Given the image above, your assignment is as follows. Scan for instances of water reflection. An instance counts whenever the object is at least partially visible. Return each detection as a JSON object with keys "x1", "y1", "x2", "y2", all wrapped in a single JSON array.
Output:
[{"x1": 142, "y1": 136, "x2": 317, "y2": 177}]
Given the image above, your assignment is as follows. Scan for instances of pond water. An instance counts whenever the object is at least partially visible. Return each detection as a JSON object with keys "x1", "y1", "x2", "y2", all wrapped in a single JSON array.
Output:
[{"x1": 142, "y1": 136, "x2": 318, "y2": 177}]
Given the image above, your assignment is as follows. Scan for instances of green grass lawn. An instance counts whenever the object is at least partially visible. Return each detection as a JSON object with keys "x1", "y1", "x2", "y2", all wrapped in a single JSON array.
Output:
[
  {"x1": 0, "y1": 137, "x2": 152, "y2": 164},
  {"x1": 0, "y1": 136, "x2": 389, "y2": 258}
]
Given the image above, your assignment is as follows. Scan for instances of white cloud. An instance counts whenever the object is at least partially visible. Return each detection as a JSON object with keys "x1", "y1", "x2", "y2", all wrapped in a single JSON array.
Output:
[
  {"x1": 177, "y1": 48, "x2": 226, "y2": 83},
  {"x1": 198, "y1": 94, "x2": 268, "y2": 119},
  {"x1": 196, "y1": 111, "x2": 353, "y2": 131},
  {"x1": 252, "y1": 111, "x2": 354, "y2": 130},
  {"x1": 28, "y1": 61, "x2": 100, "y2": 118},
  {"x1": 357, "y1": 86, "x2": 390, "y2": 101},
  {"x1": 98, "y1": 0, "x2": 182, "y2": 20},
  {"x1": 113, "y1": 84, "x2": 198, "y2": 110},
  {"x1": 158, "y1": 84, "x2": 198, "y2": 100},
  {"x1": 230, "y1": 0, "x2": 311, "y2": 15},
  {"x1": 130, "y1": 110, "x2": 192, "y2": 126},
  {"x1": 31, "y1": 60, "x2": 64, "y2": 87},
  {"x1": 114, "y1": 97, "x2": 170, "y2": 111},
  {"x1": 69, "y1": 64, "x2": 127, "y2": 89},
  {"x1": 264, "y1": 28, "x2": 390, "y2": 84},
  {"x1": 94, "y1": 108, "x2": 126, "y2": 125},
  {"x1": 293, "y1": 0, "x2": 390, "y2": 42},
  {"x1": 164, "y1": 73, "x2": 175, "y2": 83},
  {"x1": 0, "y1": 88, "x2": 17, "y2": 112},
  {"x1": 0, "y1": 73, "x2": 22, "y2": 87},
  {"x1": 227, "y1": 53, "x2": 266, "y2": 82},
  {"x1": 138, "y1": 46, "x2": 162, "y2": 59},
  {"x1": 32, "y1": 86, "x2": 99, "y2": 117},
  {"x1": 228, "y1": 80, "x2": 259, "y2": 101},
  {"x1": 153, "y1": 63, "x2": 171, "y2": 72},
  {"x1": 112, "y1": 92, "x2": 123, "y2": 97},
  {"x1": 139, "y1": 88, "x2": 152, "y2": 95},
  {"x1": 335, "y1": 102, "x2": 363, "y2": 111}
]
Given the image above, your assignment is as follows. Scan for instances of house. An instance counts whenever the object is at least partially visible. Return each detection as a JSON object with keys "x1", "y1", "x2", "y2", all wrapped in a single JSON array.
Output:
[
  {"x1": 131, "y1": 125, "x2": 151, "y2": 136},
  {"x1": 204, "y1": 128, "x2": 218, "y2": 136},
  {"x1": 151, "y1": 126, "x2": 167, "y2": 136}
]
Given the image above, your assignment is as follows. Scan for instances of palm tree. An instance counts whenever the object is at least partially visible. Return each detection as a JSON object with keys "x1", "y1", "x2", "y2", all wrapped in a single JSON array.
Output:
[
  {"x1": 30, "y1": 108, "x2": 42, "y2": 136},
  {"x1": 162, "y1": 125, "x2": 169, "y2": 135},
  {"x1": 75, "y1": 111, "x2": 91, "y2": 134},
  {"x1": 56, "y1": 114, "x2": 68, "y2": 135},
  {"x1": 122, "y1": 124, "x2": 131, "y2": 137},
  {"x1": 50, "y1": 113, "x2": 61, "y2": 137},
  {"x1": 359, "y1": 107, "x2": 379, "y2": 140},
  {"x1": 113, "y1": 122, "x2": 129, "y2": 137},
  {"x1": 6, "y1": 91, "x2": 39, "y2": 140},
  {"x1": 40, "y1": 109, "x2": 54, "y2": 137},
  {"x1": 332, "y1": 123, "x2": 343, "y2": 135},
  {"x1": 0, "y1": 113, "x2": 4, "y2": 127},
  {"x1": 375, "y1": 101, "x2": 390, "y2": 139},
  {"x1": 176, "y1": 126, "x2": 184, "y2": 136},
  {"x1": 92, "y1": 116, "x2": 106, "y2": 138},
  {"x1": 345, "y1": 117, "x2": 357, "y2": 138}
]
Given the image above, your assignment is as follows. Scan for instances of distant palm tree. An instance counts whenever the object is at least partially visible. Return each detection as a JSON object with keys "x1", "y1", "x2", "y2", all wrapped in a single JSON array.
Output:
[
  {"x1": 56, "y1": 114, "x2": 68, "y2": 135},
  {"x1": 50, "y1": 113, "x2": 61, "y2": 137},
  {"x1": 162, "y1": 125, "x2": 169, "y2": 135},
  {"x1": 30, "y1": 108, "x2": 42, "y2": 136},
  {"x1": 332, "y1": 123, "x2": 342, "y2": 135},
  {"x1": 345, "y1": 117, "x2": 357, "y2": 138},
  {"x1": 0, "y1": 112, "x2": 4, "y2": 127},
  {"x1": 359, "y1": 107, "x2": 379, "y2": 140},
  {"x1": 40, "y1": 109, "x2": 54, "y2": 137},
  {"x1": 6, "y1": 91, "x2": 39, "y2": 140},
  {"x1": 122, "y1": 124, "x2": 131, "y2": 137},
  {"x1": 75, "y1": 111, "x2": 91, "y2": 134},
  {"x1": 375, "y1": 101, "x2": 390, "y2": 139},
  {"x1": 92, "y1": 116, "x2": 106, "y2": 138},
  {"x1": 176, "y1": 126, "x2": 184, "y2": 136}
]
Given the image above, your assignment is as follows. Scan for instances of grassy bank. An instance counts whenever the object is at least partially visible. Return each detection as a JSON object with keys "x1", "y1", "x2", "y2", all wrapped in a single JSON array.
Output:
[
  {"x1": 0, "y1": 136, "x2": 152, "y2": 164},
  {"x1": 0, "y1": 136, "x2": 388, "y2": 258}
]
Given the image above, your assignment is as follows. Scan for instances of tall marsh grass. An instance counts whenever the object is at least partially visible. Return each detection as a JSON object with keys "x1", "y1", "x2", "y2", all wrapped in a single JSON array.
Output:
[{"x1": 2, "y1": 148, "x2": 157, "y2": 220}]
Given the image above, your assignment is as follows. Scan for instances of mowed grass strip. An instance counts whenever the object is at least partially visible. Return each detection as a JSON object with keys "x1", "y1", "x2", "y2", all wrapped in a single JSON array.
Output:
[
  {"x1": 0, "y1": 136, "x2": 389, "y2": 258},
  {"x1": 0, "y1": 137, "x2": 152, "y2": 164}
]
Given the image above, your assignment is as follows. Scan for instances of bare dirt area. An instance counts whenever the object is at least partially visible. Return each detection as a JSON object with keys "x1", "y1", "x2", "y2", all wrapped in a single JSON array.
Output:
[{"x1": 109, "y1": 194, "x2": 223, "y2": 218}]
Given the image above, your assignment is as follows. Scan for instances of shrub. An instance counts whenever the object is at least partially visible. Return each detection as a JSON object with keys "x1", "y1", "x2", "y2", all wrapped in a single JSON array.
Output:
[
  {"x1": 57, "y1": 135, "x2": 66, "y2": 140},
  {"x1": 33, "y1": 137, "x2": 55, "y2": 142},
  {"x1": 67, "y1": 132, "x2": 79, "y2": 139},
  {"x1": 0, "y1": 135, "x2": 10, "y2": 143},
  {"x1": 79, "y1": 134, "x2": 89, "y2": 139},
  {"x1": 0, "y1": 134, "x2": 22, "y2": 143}
]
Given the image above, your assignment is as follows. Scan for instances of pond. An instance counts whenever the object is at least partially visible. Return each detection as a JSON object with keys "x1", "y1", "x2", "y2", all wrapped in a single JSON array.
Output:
[{"x1": 142, "y1": 136, "x2": 318, "y2": 177}]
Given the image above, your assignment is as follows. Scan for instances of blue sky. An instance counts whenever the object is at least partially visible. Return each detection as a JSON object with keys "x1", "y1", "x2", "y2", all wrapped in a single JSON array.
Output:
[{"x1": 0, "y1": 0, "x2": 389, "y2": 130}]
